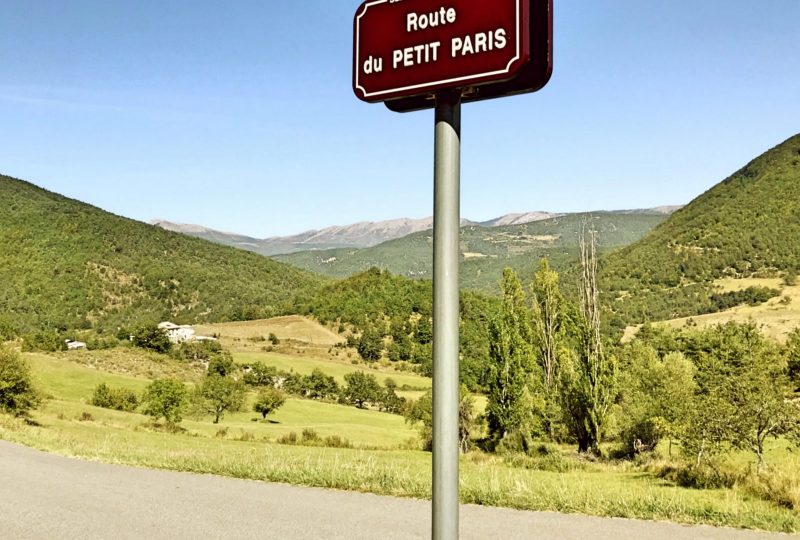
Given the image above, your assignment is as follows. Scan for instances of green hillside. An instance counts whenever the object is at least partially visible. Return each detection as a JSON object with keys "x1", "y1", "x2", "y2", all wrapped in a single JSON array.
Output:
[
  {"x1": 0, "y1": 175, "x2": 324, "y2": 336},
  {"x1": 294, "y1": 268, "x2": 498, "y2": 391},
  {"x1": 602, "y1": 133, "x2": 800, "y2": 325},
  {"x1": 278, "y1": 213, "x2": 666, "y2": 292}
]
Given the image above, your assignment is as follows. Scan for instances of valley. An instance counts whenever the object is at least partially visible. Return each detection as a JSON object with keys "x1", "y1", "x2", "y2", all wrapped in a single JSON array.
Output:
[{"x1": 2, "y1": 134, "x2": 800, "y2": 534}]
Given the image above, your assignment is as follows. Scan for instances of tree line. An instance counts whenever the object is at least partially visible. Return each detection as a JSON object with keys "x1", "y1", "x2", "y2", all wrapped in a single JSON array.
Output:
[{"x1": 480, "y1": 241, "x2": 800, "y2": 474}]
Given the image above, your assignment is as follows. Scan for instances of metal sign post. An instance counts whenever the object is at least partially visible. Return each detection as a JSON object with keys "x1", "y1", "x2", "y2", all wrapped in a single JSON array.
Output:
[
  {"x1": 353, "y1": 1, "x2": 552, "y2": 537},
  {"x1": 432, "y1": 90, "x2": 461, "y2": 540}
]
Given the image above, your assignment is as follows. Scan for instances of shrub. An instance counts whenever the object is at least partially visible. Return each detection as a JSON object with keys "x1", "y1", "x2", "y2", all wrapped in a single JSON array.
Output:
[
  {"x1": 653, "y1": 461, "x2": 740, "y2": 490},
  {"x1": 301, "y1": 428, "x2": 319, "y2": 442},
  {"x1": 275, "y1": 430, "x2": 352, "y2": 448},
  {"x1": 709, "y1": 286, "x2": 780, "y2": 311},
  {"x1": 322, "y1": 435, "x2": 352, "y2": 448},
  {"x1": 90, "y1": 383, "x2": 139, "y2": 412},
  {"x1": 0, "y1": 346, "x2": 41, "y2": 416},
  {"x1": 173, "y1": 340, "x2": 222, "y2": 362},
  {"x1": 237, "y1": 431, "x2": 256, "y2": 442},
  {"x1": 743, "y1": 469, "x2": 800, "y2": 510},
  {"x1": 21, "y1": 331, "x2": 67, "y2": 352},
  {"x1": 502, "y1": 447, "x2": 586, "y2": 473},
  {"x1": 277, "y1": 432, "x2": 298, "y2": 445}
]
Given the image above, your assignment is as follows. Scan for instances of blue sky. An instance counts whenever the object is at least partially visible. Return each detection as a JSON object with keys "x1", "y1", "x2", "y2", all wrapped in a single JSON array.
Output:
[{"x1": 1, "y1": 1, "x2": 798, "y2": 237}]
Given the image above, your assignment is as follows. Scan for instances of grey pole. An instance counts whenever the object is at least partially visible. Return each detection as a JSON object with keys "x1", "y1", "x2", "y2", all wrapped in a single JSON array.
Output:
[{"x1": 432, "y1": 90, "x2": 461, "y2": 540}]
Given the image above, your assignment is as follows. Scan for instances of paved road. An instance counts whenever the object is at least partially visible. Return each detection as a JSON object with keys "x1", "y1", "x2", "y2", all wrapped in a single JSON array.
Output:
[{"x1": 0, "y1": 441, "x2": 795, "y2": 540}]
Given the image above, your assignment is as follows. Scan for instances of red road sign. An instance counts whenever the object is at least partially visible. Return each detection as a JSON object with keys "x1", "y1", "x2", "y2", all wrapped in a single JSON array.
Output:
[{"x1": 353, "y1": 0, "x2": 552, "y2": 112}]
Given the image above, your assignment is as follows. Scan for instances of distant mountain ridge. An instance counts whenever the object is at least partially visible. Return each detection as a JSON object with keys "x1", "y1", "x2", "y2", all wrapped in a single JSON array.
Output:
[
  {"x1": 275, "y1": 212, "x2": 670, "y2": 293},
  {"x1": 153, "y1": 206, "x2": 682, "y2": 257}
]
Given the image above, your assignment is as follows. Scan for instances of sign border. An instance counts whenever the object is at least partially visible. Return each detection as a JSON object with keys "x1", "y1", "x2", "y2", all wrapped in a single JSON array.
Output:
[
  {"x1": 353, "y1": 0, "x2": 527, "y2": 102},
  {"x1": 384, "y1": 0, "x2": 552, "y2": 113}
]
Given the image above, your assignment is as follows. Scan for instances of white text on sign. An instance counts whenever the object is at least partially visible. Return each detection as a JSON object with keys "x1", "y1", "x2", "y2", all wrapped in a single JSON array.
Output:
[{"x1": 362, "y1": 5, "x2": 508, "y2": 75}]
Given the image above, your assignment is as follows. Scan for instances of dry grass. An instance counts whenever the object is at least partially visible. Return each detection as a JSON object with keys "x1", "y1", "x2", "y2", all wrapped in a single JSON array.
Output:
[
  {"x1": 625, "y1": 277, "x2": 800, "y2": 342},
  {"x1": 196, "y1": 316, "x2": 344, "y2": 347}
]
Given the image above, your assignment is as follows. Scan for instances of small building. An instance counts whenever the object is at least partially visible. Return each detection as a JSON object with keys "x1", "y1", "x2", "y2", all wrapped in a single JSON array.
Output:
[
  {"x1": 158, "y1": 322, "x2": 196, "y2": 344},
  {"x1": 65, "y1": 340, "x2": 87, "y2": 350}
]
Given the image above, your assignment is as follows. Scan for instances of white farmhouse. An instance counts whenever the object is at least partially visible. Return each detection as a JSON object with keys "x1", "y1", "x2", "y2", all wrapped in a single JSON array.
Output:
[{"x1": 157, "y1": 322, "x2": 196, "y2": 344}]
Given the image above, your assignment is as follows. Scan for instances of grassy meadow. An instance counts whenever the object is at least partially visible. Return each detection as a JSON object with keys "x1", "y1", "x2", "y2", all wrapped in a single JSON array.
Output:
[{"x1": 1, "y1": 347, "x2": 798, "y2": 533}]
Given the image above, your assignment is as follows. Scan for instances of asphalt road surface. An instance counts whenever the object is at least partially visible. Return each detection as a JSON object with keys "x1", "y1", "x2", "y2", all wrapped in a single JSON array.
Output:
[{"x1": 0, "y1": 441, "x2": 795, "y2": 539}]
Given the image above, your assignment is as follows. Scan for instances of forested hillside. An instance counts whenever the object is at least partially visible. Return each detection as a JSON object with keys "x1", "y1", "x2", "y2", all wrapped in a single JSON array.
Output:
[
  {"x1": 602, "y1": 133, "x2": 800, "y2": 326},
  {"x1": 0, "y1": 176, "x2": 323, "y2": 336},
  {"x1": 294, "y1": 268, "x2": 498, "y2": 391}
]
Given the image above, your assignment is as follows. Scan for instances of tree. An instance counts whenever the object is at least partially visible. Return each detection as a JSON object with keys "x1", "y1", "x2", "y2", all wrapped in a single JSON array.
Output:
[
  {"x1": 357, "y1": 324, "x2": 383, "y2": 362},
  {"x1": 378, "y1": 378, "x2": 406, "y2": 414},
  {"x1": 141, "y1": 378, "x2": 187, "y2": 425},
  {"x1": 193, "y1": 374, "x2": 246, "y2": 424},
  {"x1": 529, "y1": 259, "x2": 568, "y2": 439},
  {"x1": 784, "y1": 328, "x2": 800, "y2": 391},
  {"x1": 530, "y1": 259, "x2": 565, "y2": 389},
  {"x1": 131, "y1": 323, "x2": 172, "y2": 354},
  {"x1": 303, "y1": 368, "x2": 339, "y2": 400},
  {"x1": 485, "y1": 268, "x2": 540, "y2": 447},
  {"x1": 617, "y1": 343, "x2": 695, "y2": 456},
  {"x1": 207, "y1": 351, "x2": 236, "y2": 377},
  {"x1": 341, "y1": 371, "x2": 381, "y2": 408},
  {"x1": 405, "y1": 386, "x2": 477, "y2": 453},
  {"x1": 687, "y1": 323, "x2": 799, "y2": 470},
  {"x1": 242, "y1": 361, "x2": 279, "y2": 387},
  {"x1": 414, "y1": 316, "x2": 432, "y2": 345},
  {"x1": 563, "y1": 229, "x2": 616, "y2": 455},
  {"x1": 253, "y1": 387, "x2": 286, "y2": 420},
  {"x1": 0, "y1": 346, "x2": 41, "y2": 416}
]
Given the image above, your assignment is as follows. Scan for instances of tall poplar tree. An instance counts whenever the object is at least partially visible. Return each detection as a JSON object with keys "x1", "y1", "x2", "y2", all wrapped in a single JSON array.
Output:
[
  {"x1": 486, "y1": 268, "x2": 538, "y2": 446},
  {"x1": 530, "y1": 259, "x2": 568, "y2": 439},
  {"x1": 562, "y1": 229, "x2": 616, "y2": 455},
  {"x1": 530, "y1": 259, "x2": 565, "y2": 389}
]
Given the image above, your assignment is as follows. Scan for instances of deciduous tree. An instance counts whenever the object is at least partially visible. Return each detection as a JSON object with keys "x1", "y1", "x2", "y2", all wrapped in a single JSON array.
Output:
[
  {"x1": 253, "y1": 387, "x2": 286, "y2": 420},
  {"x1": 142, "y1": 378, "x2": 187, "y2": 425},
  {"x1": 562, "y1": 229, "x2": 616, "y2": 455},
  {"x1": 341, "y1": 371, "x2": 381, "y2": 408},
  {"x1": 0, "y1": 346, "x2": 41, "y2": 417},
  {"x1": 486, "y1": 268, "x2": 539, "y2": 447},
  {"x1": 193, "y1": 374, "x2": 246, "y2": 424}
]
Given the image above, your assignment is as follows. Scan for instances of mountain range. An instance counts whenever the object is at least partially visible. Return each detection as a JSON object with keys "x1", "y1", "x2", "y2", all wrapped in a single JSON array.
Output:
[
  {"x1": 153, "y1": 206, "x2": 682, "y2": 257},
  {"x1": 2, "y1": 132, "x2": 797, "y2": 338}
]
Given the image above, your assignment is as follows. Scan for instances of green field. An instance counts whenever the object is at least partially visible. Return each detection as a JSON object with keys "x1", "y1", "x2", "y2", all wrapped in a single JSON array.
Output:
[
  {"x1": 25, "y1": 353, "x2": 416, "y2": 449},
  {"x1": 1, "y1": 350, "x2": 798, "y2": 533},
  {"x1": 235, "y1": 350, "x2": 432, "y2": 390}
]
